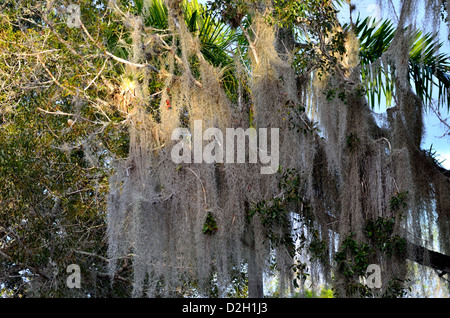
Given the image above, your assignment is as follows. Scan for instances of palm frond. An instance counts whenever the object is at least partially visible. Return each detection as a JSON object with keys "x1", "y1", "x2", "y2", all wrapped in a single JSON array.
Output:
[
  {"x1": 409, "y1": 31, "x2": 450, "y2": 110},
  {"x1": 182, "y1": 0, "x2": 238, "y2": 97},
  {"x1": 354, "y1": 16, "x2": 450, "y2": 111},
  {"x1": 138, "y1": 0, "x2": 238, "y2": 97}
]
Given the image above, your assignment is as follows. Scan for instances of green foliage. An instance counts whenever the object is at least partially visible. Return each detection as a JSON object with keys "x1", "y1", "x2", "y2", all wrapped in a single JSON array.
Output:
[
  {"x1": 248, "y1": 196, "x2": 295, "y2": 257},
  {"x1": 382, "y1": 277, "x2": 411, "y2": 298},
  {"x1": 346, "y1": 132, "x2": 360, "y2": 153},
  {"x1": 333, "y1": 233, "x2": 376, "y2": 297},
  {"x1": 423, "y1": 144, "x2": 446, "y2": 167},
  {"x1": 226, "y1": 266, "x2": 249, "y2": 298},
  {"x1": 270, "y1": 0, "x2": 343, "y2": 29},
  {"x1": 335, "y1": 234, "x2": 372, "y2": 278},
  {"x1": 324, "y1": 83, "x2": 366, "y2": 106},
  {"x1": 248, "y1": 168, "x2": 303, "y2": 230},
  {"x1": 289, "y1": 1, "x2": 347, "y2": 79},
  {"x1": 291, "y1": 260, "x2": 310, "y2": 289},
  {"x1": 0, "y1": 0, "x2": 135, "y2": 296},
  {"x1": 206, "y1": 0, "x2": 250, "y2": 29},
  {"x1": 202, "y1": 211, "x2": 218, "y2": 235},
  {"x1": 334, "y1": 216, "x2": 409, "y2": 297},
  {"x1": 248, "y1": 168, "x2": 306, "y2": 291},
  {"x1": 308, "y1": 230, "x2": 328, "y2": 263},
  {"x1": 248, "y1": 168, "x2": 332, "y2": 292},
  {"x1": 364, "y1": 217, "x2": 407, "y2": 257},
  {"x1": 2, "y1": 0, "x2": 448, "y2": 298},
  {"x1": 143, "y1": 0, "x2": 239, "y2": 101},
  {"x1": 0, "y1": 92, "x2": 129, "y2": 296},
  {"x1": 389, "y1": 191, "x2": 409, "y2": 213},
  {"x1": 298, "y1": 287, "x2": 333, "y2": 298},
  {"x1": 284, "y1": 101, "x2": 321, "y2": 136}
]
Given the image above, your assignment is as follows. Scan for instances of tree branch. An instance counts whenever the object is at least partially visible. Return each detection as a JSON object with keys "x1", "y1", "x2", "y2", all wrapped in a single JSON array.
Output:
[
  {"x1": 0, "y1": 250, "x2": 51, "y2": 281},
  {"x1": 78, "y1": 20, "x2": 203, "y2": 88},
  {"x1": 407, "y1": 242, "x2": 450, "y2": 276},
  {"x1": 73, "y1": 250, "x2": 110, "y2": 263}
]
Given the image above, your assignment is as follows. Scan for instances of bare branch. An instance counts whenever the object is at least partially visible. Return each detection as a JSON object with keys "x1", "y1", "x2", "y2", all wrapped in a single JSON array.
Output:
[{"x1": 73, "y1": 250, "x2": 110, "y2": 263}]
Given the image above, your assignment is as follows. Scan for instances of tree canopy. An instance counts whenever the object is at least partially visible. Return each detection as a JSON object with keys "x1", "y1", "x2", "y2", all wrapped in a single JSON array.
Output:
[{"x1": 1, "y1": 0, "x2": 450, "y2": 298}]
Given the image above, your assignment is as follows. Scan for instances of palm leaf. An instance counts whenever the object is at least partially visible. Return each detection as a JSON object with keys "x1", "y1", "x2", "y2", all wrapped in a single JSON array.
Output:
[
  {"x1": 182, "y1": 0, "x2": 238, "y2": 97},
  {"x1": 144, "y1": 0, "x2": 169, "y2": 29},
  {"x1": 141, "y1": 0, "x2": 238, "y2": 93},
  {"x1": 354, "y1": 16, "x2": 450, "y2": 111}
]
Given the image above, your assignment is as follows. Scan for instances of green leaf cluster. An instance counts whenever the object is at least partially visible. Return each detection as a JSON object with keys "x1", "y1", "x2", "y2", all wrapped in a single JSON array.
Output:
[
  {"x1": 202, "y1": 211, "x2": 218, "y2": 235},
  {"x1": 364, "y1": 217, "x2": 407, "y2": 257}
]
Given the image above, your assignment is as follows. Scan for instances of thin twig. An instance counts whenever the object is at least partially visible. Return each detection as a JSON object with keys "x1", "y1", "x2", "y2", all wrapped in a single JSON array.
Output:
[
  {"x1": 13, "y1": 49, "x2": 60, "y2": 56},
  {"x1": 240, "y1": 26, "x2": 260, "y2": 66},
  {"x1": 37, "y1": 107, "x2": 99, "y2": 124},
  {"x1": 79, "y1": 18, "x2": 203, "y2": 88},
  {"x1": 84, "y1": 59, "x2": 108, "y2": 91},
  {"x1": 186, "y1": 167, "x2": 207, "y2": 205},
  {"x1": 104, "y1": 51, "x2": 160, "y2": 73},
  {"x1": 73, "y1": 250, "x2": 110, "y2": 263},
  {"x1": 375, "y1": 137, "x2": 392, "y2": 153},
  {"x1": 37, "y1": 56, "x2": 69, "y2": 92}
]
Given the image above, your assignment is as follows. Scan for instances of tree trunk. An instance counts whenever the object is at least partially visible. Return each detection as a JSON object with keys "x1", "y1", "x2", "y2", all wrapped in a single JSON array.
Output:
[
  {"x1": 244, "y1": 199, "x2": 264, "y2": 298},
  {"x1": 247, "y1": 246, "x2": 264, "y2": 298}
]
